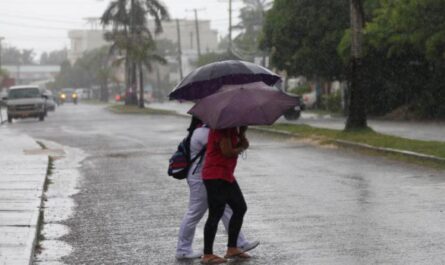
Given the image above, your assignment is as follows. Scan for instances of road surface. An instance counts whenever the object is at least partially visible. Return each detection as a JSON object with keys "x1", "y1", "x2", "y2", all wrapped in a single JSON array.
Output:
[{"x1": 5, "y1": 103, "x2": 445, "y2": 265}]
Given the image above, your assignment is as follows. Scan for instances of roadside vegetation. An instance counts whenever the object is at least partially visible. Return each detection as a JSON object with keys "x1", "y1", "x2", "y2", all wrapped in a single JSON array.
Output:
[
  {"x1": 262, "y1": 0, "x2": 445, "y2": 126},
  {"x1": 82, "y1": 99, "x2": 110, "y2": 105},
  {"x1": 108, "y1": 104, "x2": 175, "y2": 115},
  {"x1": 267, "y1": 123, "x2": 445, "y2": 167}
]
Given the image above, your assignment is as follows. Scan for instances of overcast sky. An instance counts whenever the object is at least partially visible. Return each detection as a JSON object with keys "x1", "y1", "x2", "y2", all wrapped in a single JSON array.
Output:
[{"x1": 0, "y1": 0, "x2": 244, "y2": 57}]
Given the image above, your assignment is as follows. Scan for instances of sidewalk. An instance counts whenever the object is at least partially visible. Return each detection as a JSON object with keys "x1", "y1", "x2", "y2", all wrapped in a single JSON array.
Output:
[
  {"x1": 0, "y1": 128, "x2": 48, "y2": 265},
  {"x1": 148, "y1": 101, "x2": 445, "y2": 142}
]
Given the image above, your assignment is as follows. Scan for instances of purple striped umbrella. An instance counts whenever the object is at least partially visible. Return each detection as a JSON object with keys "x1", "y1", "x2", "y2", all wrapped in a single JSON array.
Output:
[{"x1": 188, "y1": 85, "x2": 299, "y2": 129}]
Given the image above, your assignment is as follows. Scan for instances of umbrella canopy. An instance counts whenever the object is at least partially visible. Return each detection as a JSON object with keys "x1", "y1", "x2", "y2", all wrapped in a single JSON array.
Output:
[
  {"x1": 188, "y1": 86, "x2": 299, "y2": 129},
  {"x1": 169, "y1": 60, "x2": 281, "y2": 101}
]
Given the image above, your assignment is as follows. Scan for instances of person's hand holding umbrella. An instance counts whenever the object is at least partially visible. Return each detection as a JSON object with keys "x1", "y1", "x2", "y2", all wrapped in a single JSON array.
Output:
[{"x1": 238, "y1": 126, "x2": 249, "y2": 153}]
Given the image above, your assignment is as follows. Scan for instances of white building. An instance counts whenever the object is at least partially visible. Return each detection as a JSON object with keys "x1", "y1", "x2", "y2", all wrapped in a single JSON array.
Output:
[
  {"x1": 148, "y1": 19, "x2": 219, "y2": 88},
  {"x1": 67, "y1": 30, "x2": 109, "y2": 64},
  {"x1": 66, "y1": 19, "x2": 219, "y2": 98},
  {"x1": 151, "y1": 19, "x2": 219, "y2": 53}
]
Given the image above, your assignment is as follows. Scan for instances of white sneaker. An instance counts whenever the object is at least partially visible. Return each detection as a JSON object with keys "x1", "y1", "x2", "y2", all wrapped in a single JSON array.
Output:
[
  {"x1": 175, "y1": 251, "x2": 203, "y2": 259},
  {"x1": 240, "y1": 240, "x2": 260, "y2": 252}
]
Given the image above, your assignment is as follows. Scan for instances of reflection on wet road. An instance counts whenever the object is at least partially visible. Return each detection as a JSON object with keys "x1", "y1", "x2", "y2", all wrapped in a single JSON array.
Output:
[{"x1": 8, "y1": 104, "x2": 445, "y2": 265}]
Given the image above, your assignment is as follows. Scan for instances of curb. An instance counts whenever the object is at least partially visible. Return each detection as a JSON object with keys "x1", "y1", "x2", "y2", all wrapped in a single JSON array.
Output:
[
  {"x1": 143, "y1": 106, "x2": 445, "y2": 164},
  {"x1": 31, "y1": 155, "x2": 51, "y2": 265},
  {"x1": 251, "y1": 126, "x2": 445, "y2": 163}
]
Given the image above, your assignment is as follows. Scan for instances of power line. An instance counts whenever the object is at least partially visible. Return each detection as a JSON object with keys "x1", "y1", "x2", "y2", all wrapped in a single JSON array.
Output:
[
  {"x1": 0, "y1": 12, "x2": 83, "y2": 25},
  {"x1": 0, "y1": 20, "x2": 77, "y2": 31}
]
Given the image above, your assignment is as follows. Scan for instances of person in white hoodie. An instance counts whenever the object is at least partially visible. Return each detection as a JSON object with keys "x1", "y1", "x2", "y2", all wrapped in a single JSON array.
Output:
[{"x1": 176, "y1": 117, "x2": 259, "y2": 260}]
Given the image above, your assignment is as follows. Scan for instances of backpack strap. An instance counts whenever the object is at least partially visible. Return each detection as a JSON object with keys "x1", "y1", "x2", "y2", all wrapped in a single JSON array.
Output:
[{"x1": 191, "y1": 145, "x2": 207, "y2": 175}]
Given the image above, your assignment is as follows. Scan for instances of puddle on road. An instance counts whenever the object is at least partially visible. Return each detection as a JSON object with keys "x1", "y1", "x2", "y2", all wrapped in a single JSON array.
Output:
[{"x1": 33, "y1": 140, "x2": 87, "y2": 265}]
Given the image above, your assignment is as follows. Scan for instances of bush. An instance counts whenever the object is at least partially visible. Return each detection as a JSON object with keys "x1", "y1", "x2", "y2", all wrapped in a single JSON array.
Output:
[
  {"x1": 321, "y1": 90, "x2": 342, "y2": 112},
  {"x1": 288, "y1": 84, "x2": 311, "y2": 96}
]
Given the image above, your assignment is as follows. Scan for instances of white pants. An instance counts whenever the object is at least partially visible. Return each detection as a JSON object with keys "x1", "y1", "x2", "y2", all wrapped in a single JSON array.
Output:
[{"x1": 176, "y1": 179, "x2": 248, "y2": 255}]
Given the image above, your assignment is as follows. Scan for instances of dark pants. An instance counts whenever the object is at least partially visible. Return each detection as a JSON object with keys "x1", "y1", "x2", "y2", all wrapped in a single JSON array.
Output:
[{"x1": 203, "y1": 179, "x2": 247, "y2": 255}]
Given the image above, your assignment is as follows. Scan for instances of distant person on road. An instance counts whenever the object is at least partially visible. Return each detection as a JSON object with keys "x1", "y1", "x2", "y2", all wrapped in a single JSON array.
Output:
[
  {"x1": 176, "y1": 117, "x2": 258, "y2": 261},
  {"x1": 201, "y1": 126, "x2": 251, "y2": 264}
]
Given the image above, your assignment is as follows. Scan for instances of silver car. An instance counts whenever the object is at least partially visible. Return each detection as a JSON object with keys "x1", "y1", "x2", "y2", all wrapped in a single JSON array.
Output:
[
  {"x1": 43, "y1": 90, "x2": 56, "y2": 112},
  {"x1": 3, "y1": 86, "x2": 47, "y2": 123}
]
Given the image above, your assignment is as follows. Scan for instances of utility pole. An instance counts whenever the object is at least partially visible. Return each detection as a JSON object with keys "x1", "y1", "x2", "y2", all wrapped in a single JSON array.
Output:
[
  {"x1": 0, "y1": 37, "x2": 4, "y2": 70},
  {"x1": 186, "y1": 8, "x2": 205, "y2": 57},
  {"x1": 218, "y1": 0, "x2": 241, "y2": 52},
  {"x1": 228, "y1": 0, "x2": 232, "y2": 52},
  {"x1": 129, "y1": 0, "x2": 139, "y2": 105},
  {"x1": 190, "y1": 31, "x2": 194, "y2": 49},
  {"x1": 176, "y1": 19, "x2": 183, "y2": 80},
  {"x1": 194, "y1": 9, "x2": 202, "y2": 56}
]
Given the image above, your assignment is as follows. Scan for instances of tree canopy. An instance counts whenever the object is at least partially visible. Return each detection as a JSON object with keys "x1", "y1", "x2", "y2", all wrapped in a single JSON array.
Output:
[
  {"x1": 262, "y1": 0, "x2": 445, "y2": 119},
  {"x1": 233, "y1": 0, "x2": 272, "y2": 61},
  {"x1": 40, "y1": 49, "x2": 68, "y2": 65},
  {"x1": 1, "y1": 47, "x2": 35, "y2": 65},
  {"x1": 101, "y1": 0, "x2": 169, "y2": 106},
  {"x1": 261, "y1": 0, "x2": 349, "y2": 80}
]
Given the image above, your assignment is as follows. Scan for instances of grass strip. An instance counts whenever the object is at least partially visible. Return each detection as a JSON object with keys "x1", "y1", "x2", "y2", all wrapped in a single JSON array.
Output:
[
  {"x1": 108, "y1": 104, "x2": 176, "y2": 115},
  {"x1": 44, "y1": 156, "x2": 54, "y2": 191},
  {"x1": 268, "y1": 123, "x2": 445, "y2": 160},
  {"x1": 35, "y1": 155, "x2": 53, "y2": 257}
]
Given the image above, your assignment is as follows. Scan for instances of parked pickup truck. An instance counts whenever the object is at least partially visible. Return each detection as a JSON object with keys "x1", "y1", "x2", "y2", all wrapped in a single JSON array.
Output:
[{"x1": 2, "y1": 85, "x2": 47, "y2": 123}]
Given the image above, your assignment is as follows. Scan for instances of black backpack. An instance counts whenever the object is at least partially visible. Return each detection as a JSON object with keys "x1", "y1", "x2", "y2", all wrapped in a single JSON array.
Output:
[{"x1": 168, "y1": 133, "x2": 206, "y2": 180}]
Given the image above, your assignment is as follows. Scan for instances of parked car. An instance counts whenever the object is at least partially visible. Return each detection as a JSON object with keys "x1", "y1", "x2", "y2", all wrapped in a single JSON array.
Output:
[
  {"x1": 0, "y1": 89, "x2": 7, "y2": 107},
  {"x1": 59, "y1": 88, "x2": 78, "y2": 104},
  {"x1": 43, "y1": 90, "x2": 56, "y2": 112},
  {"x1": 283, "y1": 95, "x2": 305, "y2": 120},
  {"x1": 2, "y1": 85, "x2": 47, "y2": 123}
]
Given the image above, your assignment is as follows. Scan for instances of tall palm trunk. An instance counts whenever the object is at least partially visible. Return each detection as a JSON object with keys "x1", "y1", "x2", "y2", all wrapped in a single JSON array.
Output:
[
  {"x1": 101, "y1": 78, "x2": 109, "y2": 102},
  {"x1": 125, "y1": 57, "x2": 130, "y2": 104},
  {"x1": 138, "y1": 61, "x2": 145, "y2": 108},
  {"x1": 127, "y1": 0, "x2": 138, "y2": 105},
  {"x1": 345, "y1": 0, "x2": 367, "y2": 130}
]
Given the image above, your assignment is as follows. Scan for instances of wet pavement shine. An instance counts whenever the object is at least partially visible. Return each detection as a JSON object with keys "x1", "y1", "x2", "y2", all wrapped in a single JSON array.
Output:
[{"x1": 5, "y1": 103, "x2": 445, "y2": 265}]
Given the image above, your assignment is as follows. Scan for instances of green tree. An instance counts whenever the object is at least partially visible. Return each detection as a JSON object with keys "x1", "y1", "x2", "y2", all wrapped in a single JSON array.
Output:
[
  {"x1": 233, "y1": 0, "x2": 272, "y2": 61},
  {"x1": 261, "y1": 0, "x2": 349, "y2": 81},
  {"x1": 195, "y1": 51, "x2": 241, "y2": 67},
  {"x1": 51, "y1": 47, "x2": 116, "y2": 102},
  {"x1": 2, "y1": 47, "x2": 35, "y2": 65},
  {"x1": 101, "y1": 0, "x2": 169, "y2": 106},
  {"x1": 366, "y1": 0, "x2": 445, "y2": 61},
  {"x1": 343, "y1": 0, "x2": 445, "y2": 119},
  {"x1": 40, "y1": 49, "x2": 68, "y2": 65}
]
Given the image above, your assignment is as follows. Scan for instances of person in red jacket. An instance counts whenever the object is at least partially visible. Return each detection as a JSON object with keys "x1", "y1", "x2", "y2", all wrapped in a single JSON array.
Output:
[{"x1": 201, "y1": 126, "x2": 250, "y2": 264}]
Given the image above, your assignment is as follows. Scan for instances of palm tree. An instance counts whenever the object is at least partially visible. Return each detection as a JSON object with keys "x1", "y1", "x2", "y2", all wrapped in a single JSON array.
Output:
[
  {"x1": 101, "y1": 0, "x2": 169, "y2": 106},
  {"x1": 233, "y1": 0, "x2": 272, "y2": 62},
  {"x1": 131, "y1": 34, "x2": 167, "y2": 107}
]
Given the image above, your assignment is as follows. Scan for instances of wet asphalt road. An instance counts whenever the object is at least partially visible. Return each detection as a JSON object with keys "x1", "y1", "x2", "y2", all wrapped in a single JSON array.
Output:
[{"x1": 5, "y1": 103, "x2": 445, "y2": 265}]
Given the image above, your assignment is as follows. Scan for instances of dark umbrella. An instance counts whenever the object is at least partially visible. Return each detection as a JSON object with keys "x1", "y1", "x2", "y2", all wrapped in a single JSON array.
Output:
[
  {"x1": 188, "y1": 85, "x2": 299, "y2": 129},
  {"x1": 169, "y1": 60, "x2": 281, "y2": 101}
]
